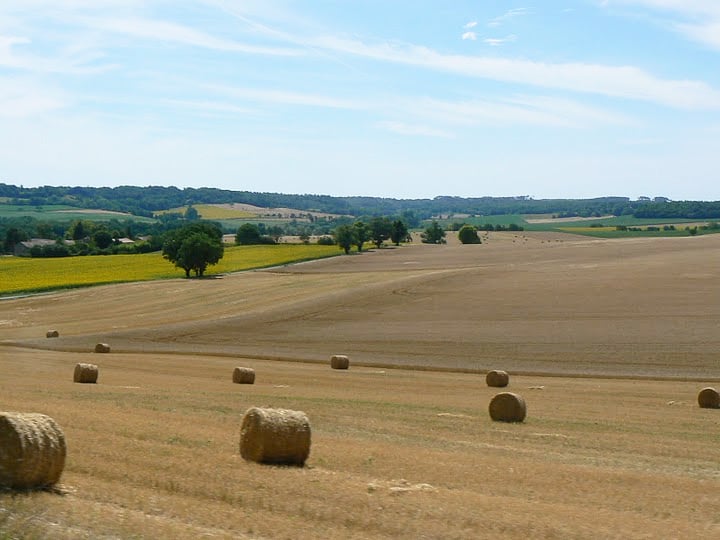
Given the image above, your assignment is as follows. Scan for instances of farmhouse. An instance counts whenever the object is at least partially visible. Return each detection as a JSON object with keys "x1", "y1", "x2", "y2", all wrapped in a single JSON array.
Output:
[{"x1": 13, "y1": 238, "x2": 57, "y2": 257}]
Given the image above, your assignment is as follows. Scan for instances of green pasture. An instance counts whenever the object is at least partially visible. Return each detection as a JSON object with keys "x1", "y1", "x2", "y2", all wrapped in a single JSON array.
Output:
[{"x1": 0, "y1": 203, "x2": 153, "y2": 223}]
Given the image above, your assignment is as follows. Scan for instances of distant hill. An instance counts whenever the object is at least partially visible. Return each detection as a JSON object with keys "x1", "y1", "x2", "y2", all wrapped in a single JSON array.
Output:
[{"x1": 0, "y1": 183, "x2": 718, "y2": 220}]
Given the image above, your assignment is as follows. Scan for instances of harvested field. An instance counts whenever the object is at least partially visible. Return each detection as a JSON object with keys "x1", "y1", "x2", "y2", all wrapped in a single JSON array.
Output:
[{"x1": 1, "y1": 232, "x2": 720, "y2": 537}]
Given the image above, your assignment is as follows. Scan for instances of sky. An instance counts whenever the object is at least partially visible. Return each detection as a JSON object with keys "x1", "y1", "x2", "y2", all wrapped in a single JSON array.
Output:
[{"x1": 0, "y1": 1, "x2": 719, "y2": 201}]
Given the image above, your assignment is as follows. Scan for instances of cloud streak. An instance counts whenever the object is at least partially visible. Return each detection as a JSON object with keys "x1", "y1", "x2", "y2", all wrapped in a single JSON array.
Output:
[{"x1": 307, "y1": 35, "x2": 720, "y2": 110}]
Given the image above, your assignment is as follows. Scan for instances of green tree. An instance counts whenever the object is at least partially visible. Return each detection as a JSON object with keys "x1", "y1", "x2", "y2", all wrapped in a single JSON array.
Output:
[
  {"x1": 369, "y1": 217, "x2": 393, "y2": 248},
  {"x1": 184, "y1": 205, "x2": 199, "y2": 221},
  {"x1": 333, "y1": 224, "x2": 357, "y2": 254},
  {"x1": 4, "y1": 227, "x2": 26, "y2": 253},
  {"x1": 421, "y1": 220, "x2": 446, "y2": 244},
  {"x1": 235, "y1": 223, "x2": 262, "y2": 245},
  {"x1": 163, "y1": 222, "x2": 224, "y2": 277},
  {"x1": 353, "y1": 221, "x2": 370, "y2": 252},
  {"x1": 390, "y1": 220, "x2": 409, "y2": 246},
  {"x1": 93, "y1": 229, "x2": 114, "y2": 249},
  {"x1": 457, "y1": 225, "x2": 481, "y2": 244}
]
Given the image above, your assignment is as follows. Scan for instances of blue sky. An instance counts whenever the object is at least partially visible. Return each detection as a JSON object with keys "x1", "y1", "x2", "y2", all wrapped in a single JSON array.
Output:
[{"x1": 1, "y1": 1, "x2": 719, "y2": 200}]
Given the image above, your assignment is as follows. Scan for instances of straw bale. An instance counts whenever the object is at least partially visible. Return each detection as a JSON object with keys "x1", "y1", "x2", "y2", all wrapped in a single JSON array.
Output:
[
  {"x1": 697, "y1": 387, "x2": 720, "y2": 409},
  {"x1": 240, "y1": 407, "x2": 311, "y2": 466},
  {"x1": 94, "y1": 343, "x2": 111, "y2": 353},
  {"x1": 233, "y1": 367, "x2": 256, "y2": 384},
  {"x1": 489, "y1": 392, "x2": 527, "y2": 423},
  {"x1": 486, "y1": 370, "x2": 509, "y2": 387},
  {"x1": 331, "y1": 355, "x2": 350, "y2": 370},
  {"x1": 73, "y1": 363, "x2": 98, "y2": 384},
  {"x1": 0, "y1": 412, "x2": 66, "y2": 489},
  {"x1": 46, "y1": 330, "x2": 59, "y2": 338}
]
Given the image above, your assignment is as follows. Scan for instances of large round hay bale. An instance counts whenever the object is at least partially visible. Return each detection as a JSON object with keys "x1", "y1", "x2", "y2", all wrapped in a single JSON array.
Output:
[
  {"x1": 73, "y1": 363, "x2": 98, "y2": 384},
  {"x1": 46, "y1": 330, "x2": 59, "y2": 338},
  {"x1": 0, "y1": 412, "x2": 66, "y2": 489},
  {"x1": 489, "y1": 392, "x2": 527, "y2": 423},
  {"x1": 486, "y1": 370, "x2": 509, "y2": 387},
  {"x1": 94, "y1": 343, "x2": 110, "y2": 353},
  {"x1": 697, "y1": 387, "x2": 720, "y2": 409},
  {"x1": 240, "y1": 407, "x2": 311, "y2": 466},
  {"x1": 330, "y1": 354, "x2": 350, "y2": 370},
  {"x1": 232, "y1": 367, "x2": 255, "y2": 384}
]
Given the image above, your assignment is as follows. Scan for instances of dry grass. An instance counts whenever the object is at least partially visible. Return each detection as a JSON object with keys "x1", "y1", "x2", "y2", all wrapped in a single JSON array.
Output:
[{"x1": 1, "y1": 233, "x2": 720, "y2": 537}]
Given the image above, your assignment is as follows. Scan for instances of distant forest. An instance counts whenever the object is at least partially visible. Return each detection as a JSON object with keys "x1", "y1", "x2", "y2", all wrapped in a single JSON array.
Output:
[{"x1": 1, "y1": 183, "x2": 719, "y2": 220}]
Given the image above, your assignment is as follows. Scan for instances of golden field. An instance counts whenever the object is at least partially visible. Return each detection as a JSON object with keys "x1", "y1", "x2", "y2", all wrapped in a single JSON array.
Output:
[
  {"x1": 1, "y1": 231, "x2": 719, "y2": 538},
  {"x1": 0, "y1": 244, "x2": 338, "y2": 295}
]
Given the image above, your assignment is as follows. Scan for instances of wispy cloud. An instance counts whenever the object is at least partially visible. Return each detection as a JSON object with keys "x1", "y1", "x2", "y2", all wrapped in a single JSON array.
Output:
[
  {"x1": 461, "y1": 32, "x2": 477, "y2": 41},
  {"x1": 463, "y1": 21, "x2": 478, "y2": 29},
  {"x1": 0, "y1": 77, "x2": 66, "y2": 117},
  {"x1": 483, "y1": 34, "x2": 517, "y2": 46},
  {"x1": 74, "y1": 16, "x2": 304, "y2": 56},
  {"x1": 204, "y1": 84, "x2": 363, "y2": 109},
  {"x1": 488, "y1": 7, "x2": 530, "y2": 27},
  {"x1": 376, "y1": 121, "x2": 453, "y2": 138},
  {"x1": 603, "y1": 1, "x2": 720, "y2": 50},
  {"x1": 307, "y1": 35, "x2": 720, "y2": 110}
]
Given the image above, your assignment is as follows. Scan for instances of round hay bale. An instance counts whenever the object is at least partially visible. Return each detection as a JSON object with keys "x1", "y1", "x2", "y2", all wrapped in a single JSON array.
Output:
[
  {"x1": 697, "y1": 387, "x2": 720, "y2": 409},
  {"x1": 46, "y1": 330, "x2": 59, "y2": 338},
  {"x1": 73, "y1": 363, "x2": 98, "y2": 384},
  {"x1": 330, "y1": 354, "x2": 350, "y2": 370},
  {"x1": 94, "y1": 343, "x2": 110, "y2": 353},
  {"x1": 489, "y1": 392, "x2": 527, "y2": 423},
  {"x1": 232, "y1": 367, "x2": 256, "y2": 384},
  {"x1": 0, "y1": 412, "x2": 66, "y2": 489},
  {"x1": 240, "y1": 407, "x2": 311, "y2": 466},
  {"x1": 486, "y1": 369, "x2": 509, "y2": 387}
]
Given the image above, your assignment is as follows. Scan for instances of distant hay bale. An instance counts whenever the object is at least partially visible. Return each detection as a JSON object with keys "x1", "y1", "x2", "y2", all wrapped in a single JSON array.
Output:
[
  {"x1": 232, "y1": 367, "x2": 256, "y2": 384},
  {"x1": 94, "y1": 343, "x2": 110, "y2": 353},
  {"x1": 486, "y1": 370, "x2": 509, "y2": 387},
  {"x1": 331, "y1": 354, "x2": 350, "y2": 370},
  {"x1": 73, "y1": 363, "x2": 98, "y2": 384},
  {"x1": 697, "y1": 387, "x2": 720, "y2": 409},
  {"x1": 239, "y1": 407, "x2": 311, "y2": 466},
  {"x1": 0, "y1": 412, "x2": 66, "y2": 489},
  {"x1": 46, "y1": 330, "x2": 59, "y2": 338},
  {"x1": 489, "y1": 392, "x2": 527, "y2": 423}
]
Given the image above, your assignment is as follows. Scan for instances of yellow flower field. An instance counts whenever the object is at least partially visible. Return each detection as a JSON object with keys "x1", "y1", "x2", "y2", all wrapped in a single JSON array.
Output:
[{"x1": 0, "y1": 244, "x2": 339, "y2": 295}]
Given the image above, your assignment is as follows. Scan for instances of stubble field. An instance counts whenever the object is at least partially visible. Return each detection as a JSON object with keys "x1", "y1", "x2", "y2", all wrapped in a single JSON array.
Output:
[{"x1": 1, "y1": 231, "x2": 719, "y2": 538}]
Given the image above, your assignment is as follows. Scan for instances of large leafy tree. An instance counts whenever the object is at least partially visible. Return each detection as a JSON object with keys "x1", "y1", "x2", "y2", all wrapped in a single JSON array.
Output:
[
  {"x1": 421, "y1": 220, "x2": 446, "y2": 244},
  {"x1": 163, "y1": 222, "x2": 224, "y2": 277},
  {"x1": 333, "y1": 224, "x2": 357, "y2": 254},
  {"x1": 235, "y1": 223, "x2": 262, "y2": 245},
  {"x1": 457, "y1": 225, "x2": 481, "y2": 244},
  {"x1": 353, "y1": 221, "x2": 370, "y2": 252},
  {"x1": 369, "y1": 217, "x2": 393, "y2": 248},
  {"x1": 390, "y1": 219, "x2": 410, "y2": 246}
]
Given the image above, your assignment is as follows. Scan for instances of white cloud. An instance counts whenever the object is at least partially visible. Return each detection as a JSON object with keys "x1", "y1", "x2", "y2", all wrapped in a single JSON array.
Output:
[
  {"x1": 463, "y1": 21, "x2": 478, "y2": 29},
  {"x1": 488, "y1": 7, "x2": 530, "y2": 27},
  {"x1": 0, "y1": 78, "x2": 65, "y2": 117},
  {"x1": 376, "y1": 121, "x2": 453, "y2": 138},
  {"x1": 483, "y1": 34, "x2": 517, "y2": 46},
  {"x1": 308, "y1": 35, "x2": 720, "y2": 110},
  {"x1": 461, "y1": 32, "x2": 477, "y2": 41},
  {"x1": 204, "y1": 84, "x2": 363, "y2": 110},
  {"x1": 603, "y1": 0, "x2": 720, "y2": 50},
  {"x1": 75, "y1": 16, "x2": 304, "y2": 56}
]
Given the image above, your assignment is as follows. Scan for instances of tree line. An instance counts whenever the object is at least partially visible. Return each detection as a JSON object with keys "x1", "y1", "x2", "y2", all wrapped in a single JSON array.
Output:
[{"x1": 3, "y1": 183, "x2": 718, "y2": 220}]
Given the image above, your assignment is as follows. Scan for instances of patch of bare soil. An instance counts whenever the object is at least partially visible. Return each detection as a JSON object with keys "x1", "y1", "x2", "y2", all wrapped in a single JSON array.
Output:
[{"x1": 2, "y1": 232, "x2": 719, "y2": 379}]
